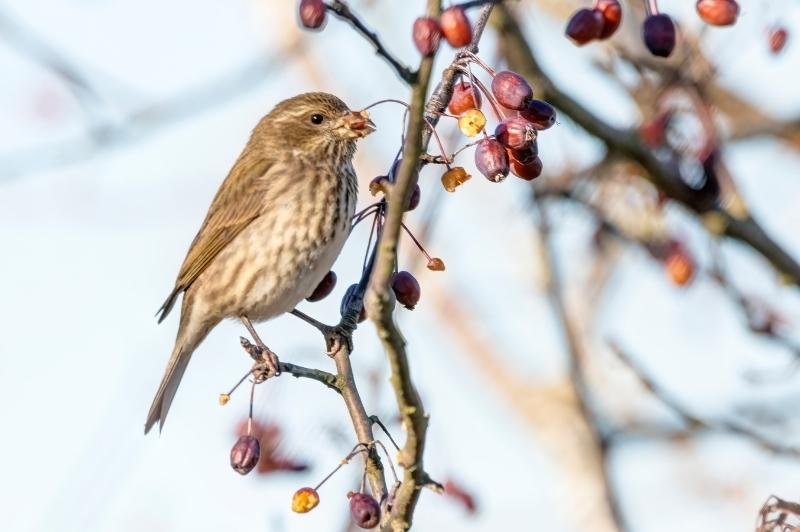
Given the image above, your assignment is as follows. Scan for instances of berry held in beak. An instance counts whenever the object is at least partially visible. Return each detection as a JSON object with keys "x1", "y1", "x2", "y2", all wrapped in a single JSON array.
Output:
[{"x1": 338, "y1": 110, "x2": 376, "y2": 138}]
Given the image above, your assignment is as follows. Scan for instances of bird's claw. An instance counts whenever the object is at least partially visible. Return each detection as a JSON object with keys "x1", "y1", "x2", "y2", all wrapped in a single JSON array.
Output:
[{"x1": 322, "y1": 324, "x2": 354, "y2": 356}]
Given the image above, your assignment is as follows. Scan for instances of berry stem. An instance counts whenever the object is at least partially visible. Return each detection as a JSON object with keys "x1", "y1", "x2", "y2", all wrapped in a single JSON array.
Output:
[
  {"x1": 313, "y1": 443, "x2": 370, "y2": 491},
  {"x1": 401, "y1": 221, "x2": 434, "y2": 262}
]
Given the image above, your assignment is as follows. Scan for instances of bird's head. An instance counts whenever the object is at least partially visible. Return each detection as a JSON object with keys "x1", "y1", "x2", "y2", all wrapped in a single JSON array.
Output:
[{"x1": 257, "y1": 92, "x2": 376, "y2": 159}]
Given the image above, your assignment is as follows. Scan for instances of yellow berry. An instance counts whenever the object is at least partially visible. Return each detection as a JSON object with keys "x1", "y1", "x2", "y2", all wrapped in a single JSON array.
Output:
[
  {"x1": 441, "y1": 166, "x2": 471, "y2": 192},
  {"x1": 458, "y1": 109, "x2": 486, "y2": 137},
  {"x1": 292, "y1": 487, "x2": 320, "y2": 513},
  {"x1": 218, "y1": 393, "x2": 230, "y2": 406}
]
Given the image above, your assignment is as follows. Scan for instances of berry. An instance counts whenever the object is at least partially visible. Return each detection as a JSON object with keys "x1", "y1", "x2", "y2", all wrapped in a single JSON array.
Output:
[
  {"x1": 391, "y1": 271, "x2": 421, "y2": 310},
  {"x1": 474, "y1": 138, "x2": 509, "y2": 183},
  {"x1": 307, "y1": 271, "x2": 337, "y2": 302},
  {"x1": 341, "y1": 284, "x2": 367, "y2": 323},
  {"x1": 349, "y1": 492, "x2": 381, "y2": 529},
  {"x1": 440, "y1": 6, "x2": 472, "y2": 47},
  {"x1": 405, "y1": 184, "x2": 421, "y2": 211},
  {"x1": 643, "y1": 14, "x2": 676, "y2": 58},
  {"x1": 565, "y1": 8, "x2": 604, "y2": 45},
  {"x1": 448, "y1": 81, "x2": 482, "y2": 115},
  {"x1": 441, "y1": 166, "x2": 471, "y2": 192},
  {"x1": 298, "y1": 0, "x2": 326, "y2": 30},
  {"x1": 491, "y1": 71, "x2": 533, "y2": 111},
  {"x1": 509, "y1": 155, "x2": 543, "y2": 181},
  {"x1": 292, "y1": 487, "x2": 320, "y2": 513},
  {"x1": 665, "y1": 250, "x2": 694, "y2": 286},
  {"x1": 413, "y1": 17, "x2": 441, "y2": 56},
  {"x1": 494, "y1": 116, "x2": 536, "y2": 150},
  {"x1": 696, "y1": 0, "x2": 739, "y2": 26},
  {"x1": 427, "y1": 258, "x2": 446, "y2": 271},
  {"x1": 769, "y1": 27, "x2": 788, "y2": 54},
  {"x1": 596, "y1": 0, "x2": 622, "y2": 39},
  {"x1": 230, "y1": 435, "x2": 260, "y2": 475},
  {"x1": 508, "y1": 141, "x2": 538, "y2": 164},
  {"x1": 458, "y1": 108, "x2": 486, "y2": 137},
  {"x1": 521, "y1": 99, "x2": 557, "y2": 130}
]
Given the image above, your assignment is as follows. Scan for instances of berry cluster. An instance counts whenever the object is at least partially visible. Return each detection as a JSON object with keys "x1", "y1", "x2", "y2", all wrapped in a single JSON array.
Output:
[
  {"x1": 565, "y1": 0, "x2": 747, "y2": 58},
  {"x1": 413, "y1": 5, "x2": 473, "y2": 55}
]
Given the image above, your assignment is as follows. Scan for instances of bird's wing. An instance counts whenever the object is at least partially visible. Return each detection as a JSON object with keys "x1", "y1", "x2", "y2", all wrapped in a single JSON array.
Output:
[{"x1": 156, "y1": 156, "x2": 272, "y2": 322}]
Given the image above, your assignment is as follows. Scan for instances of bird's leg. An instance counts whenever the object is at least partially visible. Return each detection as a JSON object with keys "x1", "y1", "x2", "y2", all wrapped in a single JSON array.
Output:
[
  {"x1": 290, "y1": 309, "x2": 354, "y2": 356},
  {"x1": 240, "y1": 315, "x2": 280, "y2": 378}
]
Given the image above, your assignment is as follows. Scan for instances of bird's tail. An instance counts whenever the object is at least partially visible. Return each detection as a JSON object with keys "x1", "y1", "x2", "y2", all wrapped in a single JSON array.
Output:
[{"x1": 145, "y1": 303, "x2": 217, "y2": 434}]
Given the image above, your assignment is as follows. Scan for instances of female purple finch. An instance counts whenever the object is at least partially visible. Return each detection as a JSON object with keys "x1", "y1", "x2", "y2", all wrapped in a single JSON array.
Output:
[{"x1": 145, "y1": 92, "x2": 375, "y2": 434}]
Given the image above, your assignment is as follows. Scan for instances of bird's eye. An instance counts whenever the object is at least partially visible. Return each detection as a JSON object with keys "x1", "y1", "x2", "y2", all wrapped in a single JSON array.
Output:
[{"x1": 310, "y1": 114, "x2": 324, "y2": 125}]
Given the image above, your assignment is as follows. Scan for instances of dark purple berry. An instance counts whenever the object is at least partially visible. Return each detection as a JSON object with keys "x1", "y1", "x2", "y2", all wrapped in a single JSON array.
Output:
[
  {"x1": 349, "y1": 492, "x2": 381, "y2": 529},
  {"x1": 405, "y1": 184, "x2": 421, "y2": 211},
  {"x1": 491, "y1": 71, "x2": 533, "y2": 111},
  {"x1": 643, "y1": 14, "x2": 676, "y2": 57},
  {"x1": 392, "y1": 271, "x2": 421, "y2": 310},
  {"x1": 230, "y1": 435, "x2": 260, "y2": 475},
  {"x1": 521, "y1": 99, "x2": 557, "y2": 130},
  {"x1": 474, "y1": 138, "x2": 510, "y2": 183},
  {"x1": 341, "y1": 284, "x2": 367, "y2": 323},
  {"x1": 307, "y1": 271, "x2": 337, "y2": 302},
  {"x1": 565, "y1": 8, "x2": 604, "y2": 45}
]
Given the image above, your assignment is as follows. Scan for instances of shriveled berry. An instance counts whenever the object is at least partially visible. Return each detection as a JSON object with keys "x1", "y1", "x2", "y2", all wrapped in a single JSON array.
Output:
[
  {"x1": 427, "y1": 257, "x2": 445, "y2": 271},
  {"x1": 307, "y1": 271, "x2": 337, "y2": 302},
  {"x1": 565, "y1": 8, "x2": 604, "y2": 45},
  {"x1": 448, "y1": 81, "x2": 482, "y2": 115},
  {"x1": 596, "y1": 0, "x2": 622, "y2": 39},
  {"x1": 643, "y1": 14, "x2": 676, "y2": 57},
  {"x1": 494, "y1": 116, "x2": 536, "y2": 150},
  {"x1": 413, "y1": 17, "x2": 441, "y2": 56},
  {"x1": 369, "y1": 175, "x2": 389, "y2": 196},
  {"x1": 458, "y1": 108, "x2": 486, "y2": 137},
  {"x1": 404, "y1": 184, "x2": 421, "y2": 211},
  {"x1": 292, "y1": 487, "x2": 320, "y2": 513},
  {"x1": 299, "y1": 0, "x2": 326, "y2": 29},
  {"x1": 509, "y1": 155, "x2": 543, "y2": 181},
  {"x1": 475, "y1": 138, "x2": 509, "y2": 183},
  {"x1": 441, "y1": 166, "x2": 471, "y2": 192},
  {"x1": 769, "y1": 27, "x2": 788, "y2": 54},
  {"x1": 665, "y1": 250, "x2": 694, "y2": 286},
  {"x1": 341, "y1": 284, "x2": 367, "y2": 323},
  {"x1": 392, "y1": 271, "x2": 420, "y2": 310},
  {"x1": 696, "y1": 0, "x2": 739, "y2": 26},
  {"x1": 491, "y1": 71, "x2": 533, "y2": 111},
  {"x1": 440, "y1": 6, "x2": 472, "y2": 47},
  {"x1": 349, "y1": 492, "x2": 381, "y2": 529},
  {"x1": 230, "y1": 435, "x2": 260, "y2": 475},
  {"x1": 521, "y1": 99, "x2": 557, "y2": 130}
]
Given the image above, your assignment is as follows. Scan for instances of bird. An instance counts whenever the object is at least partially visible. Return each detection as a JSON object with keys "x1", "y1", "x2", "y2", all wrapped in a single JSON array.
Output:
[{"x1": 144, "y1": 92, "x2": 375, "y2": 434}]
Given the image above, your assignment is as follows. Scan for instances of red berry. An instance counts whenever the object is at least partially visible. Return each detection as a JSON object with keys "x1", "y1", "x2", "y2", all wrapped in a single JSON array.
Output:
[
  {"x1": 298, "y1": 0, "x2": 326, "y2": 29},
  {"x1": 494, "y1": 116, "x2": 536, "y2": 150},
  {"x1": 508, "y1": 142, "x2": 538, "y2": 165},
  {"x1": 413, "y1": 17, "x2": 441, "y2": 56},
  {"x1": 474, "y1": 138, "x2": 509, "y2": 183},
  {"x1": 666, "y1": 249, "x2": 694, "y2": 286},
  {"x1": 696, "y1": 0, "x2": 739, "y2": 26},
  {"x1": 230, "y1": 435, "x2": 260, "y2": 475},
  {"x1": 769, "y1": 27, "x2": 788, "y2": 54},
  {"x1": 341, "y1": 284, "x2": 367, "y2": 323},
  {"x1": 307, "y1": 271, "x2": 337, "y2": 302},
  {"x1": 349, "y1": 492, "x2": 381, "y2": 529},
  {"x1": 491, "y1": 71, "x2": 533, "y2": 111},
  {"x1": 521, "y1": 99, "x2": 557, "y2": 130},
  {"x1": 643, "y1": 14, "x2": 676, "y2": 58},
  {"x1": 392, "y1": 271, "x2": 421, "y2": 310},
  {"x1": 509, "y1": 155, "x2": 543, "y2": 181},
  {"x1": 440, "y1": 6, "x2": 472, "y2": 48},
  {"x1": 565, "y1": 8, "x2": 604, "y2": 45},
  {"x1": 448, "y1": 81, "x2": 482, "y2": 115},
  {"x1": 405, "y1": 184, "x2": 421, "y2": 211},
  {"x1": 596, "y1": 0, "x2": 622, "y2": 39},
  {"x1": 427, "y1": 258, "x2": 446, "y2": 271}
]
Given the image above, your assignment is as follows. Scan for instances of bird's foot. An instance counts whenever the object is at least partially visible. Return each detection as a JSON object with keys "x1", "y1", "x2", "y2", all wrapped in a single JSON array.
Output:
[
  {"x1": 321, "y1": 323, "x2": 354, "y2": 357},
  {"x1": 240, "y1": 336, "x2": 281, "y2": 380}
]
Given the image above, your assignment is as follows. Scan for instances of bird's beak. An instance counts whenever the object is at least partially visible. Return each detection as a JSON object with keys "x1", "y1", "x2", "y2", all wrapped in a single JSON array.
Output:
[{"x1": 337, "y1": 110, "x2": 376, "y2": 139}]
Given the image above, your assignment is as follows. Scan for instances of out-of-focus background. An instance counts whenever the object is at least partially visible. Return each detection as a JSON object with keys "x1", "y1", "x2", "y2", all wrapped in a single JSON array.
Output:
[{"x1": 2, "y1": 1, "x2": 800, "y2": 531}]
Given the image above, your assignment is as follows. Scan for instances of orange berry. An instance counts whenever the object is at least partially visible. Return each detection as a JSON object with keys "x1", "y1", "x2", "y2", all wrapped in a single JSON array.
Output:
[{"x1": 292, "y1": 487, "x2": 320, "y2": 513}]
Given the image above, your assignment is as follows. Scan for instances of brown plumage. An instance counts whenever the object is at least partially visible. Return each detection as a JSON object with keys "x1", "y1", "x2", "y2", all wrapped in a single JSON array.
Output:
[{"x1": 145, "y1": 92, "x2": 375, "y2": 434}]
